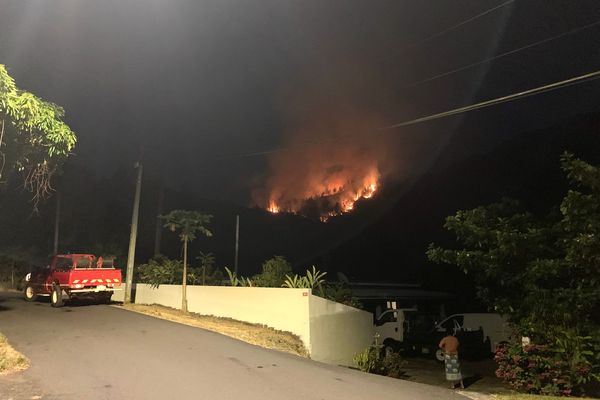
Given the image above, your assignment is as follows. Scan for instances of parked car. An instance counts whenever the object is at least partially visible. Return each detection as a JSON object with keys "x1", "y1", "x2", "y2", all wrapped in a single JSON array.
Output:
[
  {"x1": 438, "y1": 313, "x2": 511, "y2": 351},
  {"x1": 404, "y1": 313, "x2": 511, "y2": 361},
  {"x1": 23, "y1": 254, "x2": 122, "y2": 307}
]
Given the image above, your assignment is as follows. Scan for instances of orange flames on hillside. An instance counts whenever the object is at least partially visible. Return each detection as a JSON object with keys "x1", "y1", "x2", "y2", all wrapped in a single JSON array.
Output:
[
  {"x1": 248, "y1": 31, "x2": 414, "y2": 221},
  {"x1": 261, "y1": 165, "x2": 380, "y2": 221},
  {"x1": 251, "y1": 85, "x2": 397, "y2": 221}
]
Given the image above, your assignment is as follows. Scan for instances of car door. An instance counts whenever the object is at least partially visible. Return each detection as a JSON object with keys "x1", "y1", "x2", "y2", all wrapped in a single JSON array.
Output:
[
  {"x1": 51, "y1": 257, "x2": 73, "y2": 289},
  {"x1": 29, "y1": 261, "x2": 51, "y2": 294}
]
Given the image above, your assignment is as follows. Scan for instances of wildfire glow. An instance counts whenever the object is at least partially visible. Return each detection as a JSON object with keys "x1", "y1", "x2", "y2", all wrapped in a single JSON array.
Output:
[
  {"x1": 267, "y1": 201, "x2": 280, "y2": 214},
  {"x1": 265, "y1": 167, "x2": 380, "y2": 221}
]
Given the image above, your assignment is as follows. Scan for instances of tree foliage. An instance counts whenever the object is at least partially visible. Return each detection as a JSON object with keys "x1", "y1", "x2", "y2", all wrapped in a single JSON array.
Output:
[
  {"x1": 283, "y1": 265, "x2": 327, "y2": 294},
  {"x1": 193, "y1": 251, "x2": 223, "y2": 286},
  {"x1": 138, "y1": 256, "x2": 183, "y2": 288},
  {"x1": 162, "y1": 210, "x2": 213, "y2": 243},
  {"x1": 427, "y1": 153, "x2": 600, "y2": 394},
  {"x1": 0, "y1": 65, "x2": 76, "y2": 207},
  {"x1": 224, "y1": 267, "x2": 255, "y2": 287},
  {"x1": 427, "y1": 198, "x2": 556, "y2": 325},
  {"x1": 252, "y1": 255, "x2": 292, "y2": 287},
  {"x1": 137, "y1": 255, "x2": 223, "y2": 288},
  {"x1": 427, "y1": 153, "x2": 599, "y2": 337},
  {"x1": 162, "y1": 210, "x2": 213, "y2": 312}
]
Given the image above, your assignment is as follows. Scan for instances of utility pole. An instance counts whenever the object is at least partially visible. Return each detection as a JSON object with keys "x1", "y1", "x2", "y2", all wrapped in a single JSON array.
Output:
[
  {"x1": 53, "y1": 192, "x2": 60, "y2": 255},
  {"x1": 124, "y1": 161, "x2": 143, "y2": 304},
  {"x1": 153, "y1": 187, "x2": 164, "y2": 257},
  {"x1": 234, "y1": 214, "x2": 240, "y2": 275}
]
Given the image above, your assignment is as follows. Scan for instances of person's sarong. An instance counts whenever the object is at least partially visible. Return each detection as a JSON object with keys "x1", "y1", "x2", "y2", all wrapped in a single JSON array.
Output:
[{"x1": 444, "y1": 353, "x2": 462, "y2": 381}]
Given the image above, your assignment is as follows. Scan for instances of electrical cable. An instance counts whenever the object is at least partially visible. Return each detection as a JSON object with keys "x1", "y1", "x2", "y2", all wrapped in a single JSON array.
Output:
[
  {"x1": 405, "y1": 19, "x2": 600, "y2": 88},
  {"x1": 385, "y1": 69, "x2": 600, "y2": 129},
  {"x1": 217, "y1": 69, "x2": 600, "y2": 159},
  {"x1": 218, "y1": 19, "x2": 600, "y2": 159},
  {"x1": 396, "y1": 0, "x2": 515, "y2": 55}
]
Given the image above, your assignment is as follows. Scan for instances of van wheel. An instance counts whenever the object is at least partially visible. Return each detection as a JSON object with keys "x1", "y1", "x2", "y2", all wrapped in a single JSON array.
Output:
[
  {"x1": 435, "y1": 349, "x2": 445, "y2": 362},
  {"x1": 383, "y1": 339, "x2": 399, "y2": 356},
  {"x1": 50, "y1": 284, "x2": 64, "y2": 308},
  {"x1": 24, "y1": 285, "x2": 38, "y2": 302}
]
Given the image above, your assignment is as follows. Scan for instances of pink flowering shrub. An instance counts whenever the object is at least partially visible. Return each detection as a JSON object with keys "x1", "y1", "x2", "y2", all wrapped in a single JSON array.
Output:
[{"x1": 495, "y1": 334, "x2": 599, "y2": 397}]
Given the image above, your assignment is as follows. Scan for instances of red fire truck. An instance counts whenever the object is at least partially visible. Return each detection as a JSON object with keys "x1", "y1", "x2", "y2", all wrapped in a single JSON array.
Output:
[{"x1": 23, "y1": 254, "x2": 122, "y2": 307}]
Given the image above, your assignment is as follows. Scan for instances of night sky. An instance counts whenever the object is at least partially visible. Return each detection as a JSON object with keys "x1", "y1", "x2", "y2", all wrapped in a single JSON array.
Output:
[{"x1": 1, "y1": 1, "x2": 600, "y2": 282}]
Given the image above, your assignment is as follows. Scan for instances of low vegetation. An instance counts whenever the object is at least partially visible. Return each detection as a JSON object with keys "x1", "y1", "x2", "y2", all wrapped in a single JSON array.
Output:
[
  {"x1": 495, "y1": 336, "x2": 599, "y2": 397},
  {"x1": 139, "y1": 253, "x2": 362, "y2": 308},
  {"x1": 353, "y1": 346, "x2": 407, "y2": 379},
  {"x1": 137, "y1": 255, "x2": 223, "y2": 288},
  {"x1": 118, "y1": 303, "x2": 308, "y2": 358},
  {"x1": 225, "y1": 257, "x2": 361, "y2": 308},
  {"x1": 0, "y1": 333, "x2": 29, "y2": 374}
]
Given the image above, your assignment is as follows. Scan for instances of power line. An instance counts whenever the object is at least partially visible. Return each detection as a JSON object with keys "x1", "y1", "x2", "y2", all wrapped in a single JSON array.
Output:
[
  {"x1": 386, "y1": 69, "x2": 600, "y2": 128},
  {"x1": 396, "y1": 0, "x2": 515, "y2": 55},
  {"x1": 406, "y1": 19, "x2": 600, "y2": 88},
  {"x1": 217, "y1": 69, "x2": 600, "y2": 159},
  {"x1": 221, "y1": 12, "x2": 600, "y2": 159}
]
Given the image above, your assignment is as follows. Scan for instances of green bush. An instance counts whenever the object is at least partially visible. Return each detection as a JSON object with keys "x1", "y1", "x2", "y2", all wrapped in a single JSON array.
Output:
[
  {"x1": 495, "y1": 333, "x2": 600, "y2": 396},
  {"x1": 382, "y1": 350, "x2": 407, "y2": 379},
  {"x1": 324, "y1": 282, "x2": 362, "y2": 309},
  {"x1": 353, "y1": 346, "x2": 380, "y2": 373},
  {"x1": 137, "y1": 256, "x2": 182, "y2": 288},
  {"x1": 224, "y1": 267, "x2": 254, "y2": 287},
  {"x1": 252, "y1": 256, "x2": 292, "y2": 287},
  {"x1": 353, "y1": 346, "x2": 406, "y2": 378},
  {"x1": 138, "y1": 255, "x2": 224, "y2": 288},
  {"x1": 282, "y1": 267, "x2": 363, "y2": 308},
  {"x1": 282, "y1": 266, "x2": 327, "y2": 294},
  {"x1": 190, "y1": 252, "x2": 223, "y2": 286}
]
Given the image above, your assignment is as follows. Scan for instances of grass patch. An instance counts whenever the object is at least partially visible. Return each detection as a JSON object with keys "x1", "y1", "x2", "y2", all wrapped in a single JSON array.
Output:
[
  {"x1": 0, "y1": 334, "x2": 29, "y2": 375},
  {"x1": 117, "y1": 303, "x2": 309, "y2": 358}
]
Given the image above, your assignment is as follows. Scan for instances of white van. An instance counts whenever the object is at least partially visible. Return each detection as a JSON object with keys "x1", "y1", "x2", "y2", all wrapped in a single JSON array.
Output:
[
  {"x1": 433, "y1": 313, "x2": 511, "y2": 353},
  {"x1": 374, "y1": 308, "x2": 417, "y2": 345}
]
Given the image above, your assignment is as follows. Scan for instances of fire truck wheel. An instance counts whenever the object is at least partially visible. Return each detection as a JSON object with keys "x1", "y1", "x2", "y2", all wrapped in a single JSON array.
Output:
[
  {"x1": 24, "y1": 285, "x2": 38, "y2": 302},
  {"x1": 97, "y1": 292, "x2": 112, "y2": 304},
  {"x1": 50, "y1": 284, "x2": 64, "y2": 308}
]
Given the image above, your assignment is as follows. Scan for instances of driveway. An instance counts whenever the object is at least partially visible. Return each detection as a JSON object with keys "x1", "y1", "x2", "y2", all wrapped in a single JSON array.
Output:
[{"x1": 0, "y1": 291, "x2": 468, "y2": 400}]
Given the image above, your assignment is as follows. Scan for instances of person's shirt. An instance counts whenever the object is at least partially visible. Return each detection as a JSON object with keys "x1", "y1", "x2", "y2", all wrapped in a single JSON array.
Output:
[{"x1": 439, "y1": 335, "x2": 459, "y2": 355}]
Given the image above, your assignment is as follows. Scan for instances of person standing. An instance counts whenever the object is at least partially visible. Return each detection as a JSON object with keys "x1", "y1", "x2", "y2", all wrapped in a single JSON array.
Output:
[{"x1": 439, "y1": 333, "x2": 464, "y2": 389}]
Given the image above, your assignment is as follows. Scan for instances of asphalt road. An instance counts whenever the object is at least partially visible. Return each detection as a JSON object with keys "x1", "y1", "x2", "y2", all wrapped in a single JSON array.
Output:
[{"x1": 0, "y1": 292, "x2": 468, "y2": 400}]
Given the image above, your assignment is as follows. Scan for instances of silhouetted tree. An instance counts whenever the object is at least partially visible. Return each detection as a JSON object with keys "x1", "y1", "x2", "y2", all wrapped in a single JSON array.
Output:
[{"x1": 162, "y1": 210, "x2": 212, "y2": 312}]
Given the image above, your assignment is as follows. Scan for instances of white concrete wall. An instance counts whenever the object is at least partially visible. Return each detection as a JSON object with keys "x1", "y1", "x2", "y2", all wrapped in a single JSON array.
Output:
[
  {"x1": 185, "y1": 286, "x2": 311, "y2": 345},
  {"x1": 308, "y1": 295, "x2": 374, "y2": 366},
  {"x1": 135, "y1": 284, "x2": 182, "y2": 309},
  {"x1": 112, "y1": 288, "x2": 125, "y2": 302},
  {"x1": 122, "y1": 283, "x2": 374, "y2": 366}
]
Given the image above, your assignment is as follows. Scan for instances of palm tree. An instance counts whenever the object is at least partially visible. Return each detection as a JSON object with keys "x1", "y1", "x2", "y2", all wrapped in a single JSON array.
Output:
[
  {"x1": 197, "y1": 251, "x2": 216, "y2": 286},
  {"x1": 162, "y1": 210, "x2": 212, "y2": 312}
]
